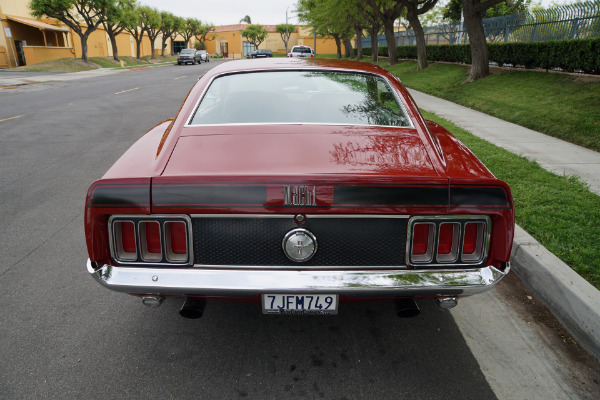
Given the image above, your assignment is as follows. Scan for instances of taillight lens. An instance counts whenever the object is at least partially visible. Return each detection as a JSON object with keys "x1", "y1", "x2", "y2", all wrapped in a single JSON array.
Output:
[
  {"x1": 113, "y1": 221, "x2": 136, "y2": 261},
  {"x1": 411, "y1": 222, "x2": 434, "y2": 263},
  {"x1": 437, "y1": 222, "x2": 460, "y2": 263},
  {"x1": 165, "y1": 221, "x2": 188, "y2": 262},
  {"x1": 462, "y1": 222, "x2": 485, "y2": 262},
  {"x1": 140, "y1": 221, "x2": 162, "y2": 262}
]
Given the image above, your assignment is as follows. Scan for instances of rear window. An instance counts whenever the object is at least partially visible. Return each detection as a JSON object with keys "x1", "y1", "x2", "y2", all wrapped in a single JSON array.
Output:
[
  {"x1": 189, "y1": 71, "x2": 411, "y2": 127},
  {"x1": 293, "y1": 47, "x2": 312, "y2": 54}
]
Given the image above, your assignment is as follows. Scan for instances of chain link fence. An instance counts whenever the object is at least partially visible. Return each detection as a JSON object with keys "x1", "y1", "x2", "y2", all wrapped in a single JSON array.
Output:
[{"x1": 362, "y1": 1, "x2": 600, "y2": 47}]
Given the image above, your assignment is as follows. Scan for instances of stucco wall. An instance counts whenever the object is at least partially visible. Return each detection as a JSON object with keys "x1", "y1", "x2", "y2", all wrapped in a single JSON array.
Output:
[
  {"x1": 0, "y1": 0, "x2": 31, "y2": 16},
  {"x1": 23, "y1": 45, "x2": 73, "y2": 65},
  {"x1": 0, "y1": 45, "x2": 9, "y2": 68}
]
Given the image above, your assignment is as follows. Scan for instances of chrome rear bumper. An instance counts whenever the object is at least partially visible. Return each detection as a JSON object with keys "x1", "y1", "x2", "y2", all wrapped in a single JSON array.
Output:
[{"x1": 87, "y1": 259, "x2": 509, "y2": 298}]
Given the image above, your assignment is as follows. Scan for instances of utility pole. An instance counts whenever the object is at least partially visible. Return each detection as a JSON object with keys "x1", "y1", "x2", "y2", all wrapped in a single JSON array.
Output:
[{"x1": 285, "y1": 7, "x2": 289, "y2": 54}]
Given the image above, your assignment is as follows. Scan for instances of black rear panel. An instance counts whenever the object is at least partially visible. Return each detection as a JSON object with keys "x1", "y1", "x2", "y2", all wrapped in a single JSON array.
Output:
[{"x1": 192, "y1": 216, "x2": 407, "y2": 267}]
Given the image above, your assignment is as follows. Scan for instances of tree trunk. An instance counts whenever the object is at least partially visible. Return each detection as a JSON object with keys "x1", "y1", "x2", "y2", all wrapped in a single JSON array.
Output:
[
  {"x1": 383, "y1": 21, "x2": 398, "y2": 65},
  {"x1": 161, "y1": 37, "x2": 168, "y2": 56},
  {"x1": 108, "y1": 31, "x2": 119, "y2": 61},
  {"x1": 343, "y1": 38, "x2": 353, "y2": 58},
  {"x1": 369, "y1": 27, "x2": 378, "y2": 62},
  {"x1": 80, "y1": 34, "x2": 89, "y2": 62},
  {"x1": 136, "y1": 38, "x2": 141, "y2": 59},
  {"x1": 355, "y1": 28, "x2": 363, "y2": 60},
  {"x1": 463, "y1": 0, "x2": 489, "y2": 82},
  {"x1": 406, "y1": 11, "x2": 427, "y2": 70},
  {"x1": 332, "y1": 34, "x2": 342, "y2": 58},
  {"x1": 150, "y1": 38, "x2": 156, "y2": 59}
]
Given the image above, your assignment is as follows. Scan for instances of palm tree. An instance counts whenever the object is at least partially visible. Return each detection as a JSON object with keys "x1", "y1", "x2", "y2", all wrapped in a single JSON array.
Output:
[{"x1": 239, "y1": 15, "x2": 251, "y2": 24}]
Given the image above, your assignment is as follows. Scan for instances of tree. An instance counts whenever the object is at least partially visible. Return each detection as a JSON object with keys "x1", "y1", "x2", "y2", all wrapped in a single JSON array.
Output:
[
  {"x1": 30, "y1": 0, "x2": 111, "y2": 62},
  {"x1": 180, "y1": 18, "x2": 202, "y2": 48},
  {"x1": 276, "y1": 24, "x2": 295, "y2": 54},
  {"x1": 102, "y1": 0, "x2": 135, "y2": 61},
  {"x1": 195, "y1": 22, "x2": 216, "y2": 50},
  {"x1": 122, "y1": 4, "x2": 144, "y2": 59},
  {"x1": 297, "y1": 0, "x2": 354, "y2": 59},
  {"x1": 462, "y1": 0, "x2": 505, "y2": 81},
  {"x1": 443, "y1": 0, "x2": 531, "y2": 21},
  {"x1": 358, "y1": 3, "x2": 384, "y2": 62},
  {"x1": 399, "y1": 0, "x2": 439, "y2": 70},
  {"x1": 241, "y1": 24, "x2": 268, "y2": 50},
  {"x1": 367, "y1": 0, "x2": 405, "y2": 65},
  {"x1": 139, "y1": 6, "x2": 161, "y2": 58},
  {"x1": 168, "y1": 16, "x2": 185, "y2": 55},
  {"x1": 337, "y1": 0, "x2": 366, "y2": 60},
  {"x1": 239, "y1": 15, "x2": 252, "y2": 24},
  {"x1": 159, "y1": 12, "x2": 177, "y2": 56}
]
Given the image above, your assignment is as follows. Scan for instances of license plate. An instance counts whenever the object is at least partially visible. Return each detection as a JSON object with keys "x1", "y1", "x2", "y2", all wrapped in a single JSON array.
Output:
[{"x1": 262, "y1": 294, "x2": 338, "y2": 315}]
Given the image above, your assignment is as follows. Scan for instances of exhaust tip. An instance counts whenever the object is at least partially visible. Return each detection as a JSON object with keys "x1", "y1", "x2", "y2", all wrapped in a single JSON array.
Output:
[
  {"x1": 179, "y1": 298, "x2": 206, "y2": 319},
  {"x1": 436, "y1": 297, "x2": 458, "y2": 309},
  {"x1": 142, "y1": 296, "x2": 164, "y2": 308},
  {"x1": 394, "y1": 298, "x2": 420, "y2": 318}
]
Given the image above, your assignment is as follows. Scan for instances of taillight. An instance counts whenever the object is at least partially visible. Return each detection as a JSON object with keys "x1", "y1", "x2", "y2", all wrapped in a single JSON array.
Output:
[
  {"x1": 462, "y1": 222, "x2": 485, "y2": 263},
  {"x1": 437, "y1": 222, "x2": 460, "y2": 263},
  {"x1": 165, "y1": 221, "x2": 188, "y2": 262},
  {"x1": 113, "y1": 221, "x2": 137, "y2": 261},
  {"x1": 109, "y1": 216, "x2": 191, "y2": 265},
  {"x1": 411, "y1": 222, "x2": 434, "y2": 263},
  {"x1": 140, "y1": 221, "x2": 161, "y2": 261},
  {"x1": 408, "y1": 217, "x2": 489, "y2": 266}
]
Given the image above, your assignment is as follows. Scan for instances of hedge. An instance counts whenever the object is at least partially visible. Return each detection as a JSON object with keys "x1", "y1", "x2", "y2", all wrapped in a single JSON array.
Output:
[{"x1": 355, "y1": 38, "x2": 600, "y2": 73}]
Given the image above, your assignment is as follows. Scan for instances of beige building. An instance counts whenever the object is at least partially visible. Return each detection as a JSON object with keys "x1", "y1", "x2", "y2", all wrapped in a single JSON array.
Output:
[
  {"x1": 0, "y1": 0, "x2": 350, "y2": 68},
  {"x1": 0, "y1": 0, "x2": 178, "y2": 68},
  {"x1": 205, "y1": 24, "x2": 341, "y2": 59}
]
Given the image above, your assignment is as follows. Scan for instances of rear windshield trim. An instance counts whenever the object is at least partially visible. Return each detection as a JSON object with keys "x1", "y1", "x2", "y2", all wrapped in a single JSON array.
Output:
[{"x1": 185, "y1": 69, "x2": 414, "y2": 129}]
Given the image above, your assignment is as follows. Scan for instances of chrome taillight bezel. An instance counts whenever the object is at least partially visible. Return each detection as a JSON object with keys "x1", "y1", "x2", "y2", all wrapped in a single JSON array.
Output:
[
  {"x1": 109, "y1": 215, "x2": 193, "y2": 266},
  {"x1": 406, "y1": 216, "x2": 491, "y2": 268}
]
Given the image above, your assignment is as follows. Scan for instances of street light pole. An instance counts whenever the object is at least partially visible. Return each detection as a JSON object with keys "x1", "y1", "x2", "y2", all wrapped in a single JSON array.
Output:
[{"x1": 285, "y1": 7, "x2": 289, "y2": 55}]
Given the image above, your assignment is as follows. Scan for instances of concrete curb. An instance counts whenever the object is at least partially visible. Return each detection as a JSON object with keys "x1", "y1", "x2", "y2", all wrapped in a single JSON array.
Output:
[{"x1": 511, "y1": 225, "x2": 600, "y2": 360}]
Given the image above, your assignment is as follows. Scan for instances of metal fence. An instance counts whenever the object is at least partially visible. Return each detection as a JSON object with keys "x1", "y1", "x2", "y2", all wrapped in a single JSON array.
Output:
[{"x1": 362, "y1": 0, "x2": 600, "y2": 47}]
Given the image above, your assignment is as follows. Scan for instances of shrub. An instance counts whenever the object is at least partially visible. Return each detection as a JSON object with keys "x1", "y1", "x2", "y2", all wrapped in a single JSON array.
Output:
[{"x1": 355, "y1": 38, "x2": 600, "y2": 73}]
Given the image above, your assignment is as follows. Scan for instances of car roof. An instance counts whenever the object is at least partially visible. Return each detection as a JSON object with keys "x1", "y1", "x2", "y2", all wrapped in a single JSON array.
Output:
[{"x1": 201, "y1": 58, "x2": 395, "y2": 80}]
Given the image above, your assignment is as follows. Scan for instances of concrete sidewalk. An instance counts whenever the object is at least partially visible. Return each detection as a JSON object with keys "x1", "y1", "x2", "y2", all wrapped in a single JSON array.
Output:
[
  {"x1": 0, "y1": 68, "x2": 128, "y2": 87},
  {"x1": 409, "y1": 88, "x2": 600, "y2": 360}
]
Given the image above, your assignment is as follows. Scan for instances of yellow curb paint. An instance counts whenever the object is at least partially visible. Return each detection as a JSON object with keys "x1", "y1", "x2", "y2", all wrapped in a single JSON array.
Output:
[
  {"x1": 115, "y1": 87, "x2": 139, "y2": 95},
  {"x1": 0, "y1": 115, "x2": 23, "y2": 122}
]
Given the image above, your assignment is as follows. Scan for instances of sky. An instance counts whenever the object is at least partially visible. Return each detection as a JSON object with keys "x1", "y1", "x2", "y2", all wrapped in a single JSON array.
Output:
[
  {"x1": 137, "y1": 0, "x2": 576, "y2": 27},
  {"x1": 137, "y1": 0, "x2": 300, "y2": 26}
]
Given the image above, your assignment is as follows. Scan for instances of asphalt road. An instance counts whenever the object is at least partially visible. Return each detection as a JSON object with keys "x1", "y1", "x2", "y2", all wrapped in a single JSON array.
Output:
[{"x1": 1, "y1": 61, "x2": 598, "y2": 399}]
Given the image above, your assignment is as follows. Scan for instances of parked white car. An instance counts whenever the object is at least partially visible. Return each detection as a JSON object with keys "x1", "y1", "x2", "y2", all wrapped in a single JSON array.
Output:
[{"x1": 288, "y1": 45, "x2": 314, "y2": 58}]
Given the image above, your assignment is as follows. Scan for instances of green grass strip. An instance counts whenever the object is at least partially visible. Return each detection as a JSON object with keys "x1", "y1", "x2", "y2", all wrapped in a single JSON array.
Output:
[
  {"x1": 421, "y1": 110, "x2": 600, "y2": 289},
  {"x1": 384, "y1": 61, "x2": 600, "y2": 152}
]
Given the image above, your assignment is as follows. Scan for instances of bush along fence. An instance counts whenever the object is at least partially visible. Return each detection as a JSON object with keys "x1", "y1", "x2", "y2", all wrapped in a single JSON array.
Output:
[
  {"x1": 358, "y1": 38, "x2": 600, "y2": 74},
  {"x1": 361, "y1": 0, "x2": 600, "y2": 47}
]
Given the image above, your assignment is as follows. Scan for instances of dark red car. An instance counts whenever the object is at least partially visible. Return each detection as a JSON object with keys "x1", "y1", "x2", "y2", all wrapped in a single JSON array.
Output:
[{"x1": 85, "y1": 58, "x2": 514, "y2": 318}]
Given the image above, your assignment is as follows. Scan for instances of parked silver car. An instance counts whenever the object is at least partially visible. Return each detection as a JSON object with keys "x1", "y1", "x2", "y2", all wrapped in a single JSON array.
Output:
[{"x1": 197, "y1": 50, "x2": 210, "y2": 62}]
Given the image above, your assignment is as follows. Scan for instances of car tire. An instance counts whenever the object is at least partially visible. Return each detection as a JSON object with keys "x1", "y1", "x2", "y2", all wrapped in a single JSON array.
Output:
[{"x1": 178, "y1": 62, "x2": 181, "y2": 65}]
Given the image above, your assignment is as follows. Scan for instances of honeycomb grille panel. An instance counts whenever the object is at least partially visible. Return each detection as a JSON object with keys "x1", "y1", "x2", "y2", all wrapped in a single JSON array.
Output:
[{"x1": 192, "y1": 216, "x2": 407, "y2": 267}]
